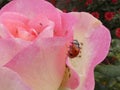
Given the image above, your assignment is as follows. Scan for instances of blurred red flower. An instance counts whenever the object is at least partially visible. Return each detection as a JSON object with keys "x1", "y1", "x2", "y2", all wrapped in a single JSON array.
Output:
[
  {"x1": 66, "y1": 0, "x2": 71, "y2": 3},
  {"x1": 91, "y1": 12, "x2": 100, "y2": 19},
  {"x1": 85, "y1": 0, "x2": 93, "y2": 6},
  {"x1": 62, "y1": 9, "x2": 67, "y2": 12},
  {"x1": 104, "y1": 12, "x2": 115, "y2": 21},
  {"x1": 72, "y1": 7, "x2": 78, "y2": 12},
  {"x1": 111, "y1": 0, "x2": 118, "y2": 3},
  {"x1": 115, "y1": 28, "x2": 120, "y2": 38},
  {"x1": 48, "y1": 0, "x2": 56, "y2": 5}
]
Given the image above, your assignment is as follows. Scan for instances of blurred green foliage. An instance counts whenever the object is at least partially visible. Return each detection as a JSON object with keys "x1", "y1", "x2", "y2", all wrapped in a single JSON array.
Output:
[
  {"x1": 95, "y1": 39, "x2": 120, "y2": 90},
  {"x1": 0, "y1": 0, "x2": 120, "y2": 90}
]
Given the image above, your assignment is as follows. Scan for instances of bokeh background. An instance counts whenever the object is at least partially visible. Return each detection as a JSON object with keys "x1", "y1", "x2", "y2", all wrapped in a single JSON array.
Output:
[{"x1": 0, "y1": 0, "x2": 120, "y2": 90}]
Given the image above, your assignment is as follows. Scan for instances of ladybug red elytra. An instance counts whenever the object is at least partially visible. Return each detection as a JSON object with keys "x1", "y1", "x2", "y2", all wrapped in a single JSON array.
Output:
[{"x1": 68, "y1": 40, "x2": 81, "y2": 58}]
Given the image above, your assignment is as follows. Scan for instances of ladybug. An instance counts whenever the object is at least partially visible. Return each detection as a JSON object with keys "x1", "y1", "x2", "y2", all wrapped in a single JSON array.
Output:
[{"x1": 68, "y1": 40, "x2": 81, "y2": 58}]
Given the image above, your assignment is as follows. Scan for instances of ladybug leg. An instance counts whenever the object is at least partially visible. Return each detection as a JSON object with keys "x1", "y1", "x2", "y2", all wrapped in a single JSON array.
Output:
[{"x1": 80, "y1": 42, "x2": 83, "y2": 46}]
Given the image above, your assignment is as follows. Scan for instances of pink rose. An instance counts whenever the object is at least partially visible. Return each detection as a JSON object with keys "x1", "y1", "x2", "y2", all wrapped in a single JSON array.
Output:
[{"x1": 0, "y1": 0, "x2": 111, "y2": 90}]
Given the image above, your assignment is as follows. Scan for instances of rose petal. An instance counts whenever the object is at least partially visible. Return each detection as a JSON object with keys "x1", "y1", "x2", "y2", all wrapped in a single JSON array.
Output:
[
  {"x1": 0, "y1": 67, "x2": 31, "y2": 90},
  {"x1": 0, "y1": 12, "x2": 29, "y2": 37},
  {"x1": 50, "y1": 8, "x2": 75, "y2": 37},
  {"x1": 58, "y1": 12, "x2": 76, "y2": 39},
  {"x1": 0, "y1": 37, "x2": 30, "y2": 66},
  {"x1": 82, "y1": 25, "x2": 111, "y2": 90},
  {"x1": 66, "y1": 12, "x2": 111, "y2": 90},
  {"x1": 0, "y1": 23, "x2": 12, "y2": 38},
  {"x1": 5, "y1": 37, "x2": 68, "y2": 90},
  {"x1": 17, "y1": 27, "x2": 37, "y2": 41},
  {"x1": 0, "y1": 13, "x2": 32, "y2": 66},
  {"x1": 28, "y1": 15, "x2": 55, "y2": 38},
  {"x1": 0, "y1": 12, "x2": 29, "y2": 24},
  {"x1": 0, "y1": 0, "x2": 62, "y2": 36},
  {"x1": 59, "y1": 59, "x2": 80, "y2": 89},
  {"x1": 38, "y1": 21, "x2": 54, "y2": 38},
  {"x1": 28, "y1": 15, "x2": 51, "y2": 33}
]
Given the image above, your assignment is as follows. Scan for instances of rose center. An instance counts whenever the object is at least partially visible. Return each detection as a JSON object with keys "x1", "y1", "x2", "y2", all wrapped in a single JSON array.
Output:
[{"x1": 0, "y1": 12, "x2": 48, "y2": 41}]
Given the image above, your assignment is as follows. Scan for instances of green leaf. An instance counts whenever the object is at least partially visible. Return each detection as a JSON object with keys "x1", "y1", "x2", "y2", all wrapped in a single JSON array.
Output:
[{"x1": 95, "y1": 65, "x2": 120, "y2": 77}]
